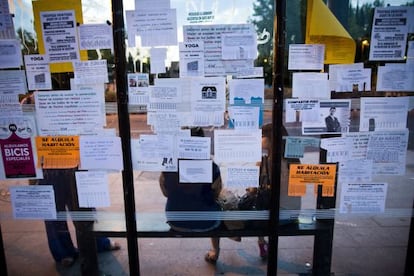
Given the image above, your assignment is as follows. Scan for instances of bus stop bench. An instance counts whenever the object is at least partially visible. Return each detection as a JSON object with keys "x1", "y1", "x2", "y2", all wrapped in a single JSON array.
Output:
[
  {"x1": 91, "y1": 217, "x2": 334, "y2": 238},
  {"x1": 91, "y1": 214, "x2": 334, "y2": 275}
]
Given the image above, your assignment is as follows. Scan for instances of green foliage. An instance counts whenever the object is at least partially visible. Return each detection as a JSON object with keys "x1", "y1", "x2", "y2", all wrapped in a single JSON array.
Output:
[
  {"x1": 16, "y1": 28, "x2": 37, "y2": 55},
  {"x1": 250, "y1": 0, "x2": 275, "y2": 86}
]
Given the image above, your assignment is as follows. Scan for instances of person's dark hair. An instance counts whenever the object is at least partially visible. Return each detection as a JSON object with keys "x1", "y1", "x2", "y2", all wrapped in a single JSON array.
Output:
[{"x1": 190, "y1": 127, "x2": 204, "y2": 137}]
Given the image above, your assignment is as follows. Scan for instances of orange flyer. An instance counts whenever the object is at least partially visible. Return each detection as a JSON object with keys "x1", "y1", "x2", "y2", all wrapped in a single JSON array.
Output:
[
  {"x1": 288, "y1": 164, "x2": 337, "y2": 197},
  {"x1": 35, "y1": 136, "x2": 80, "y2": 169}
]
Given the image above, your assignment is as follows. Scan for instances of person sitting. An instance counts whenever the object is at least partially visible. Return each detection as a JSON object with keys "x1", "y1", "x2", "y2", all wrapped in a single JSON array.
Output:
[{"x1": 159, "y1": 127, "x2": 223, "y2": 264}]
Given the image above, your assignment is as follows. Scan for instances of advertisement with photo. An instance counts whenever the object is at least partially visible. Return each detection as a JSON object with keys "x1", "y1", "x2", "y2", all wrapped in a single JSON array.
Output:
[{"x1": 302, "y1": 99, "x2": 351, "y2": 135}]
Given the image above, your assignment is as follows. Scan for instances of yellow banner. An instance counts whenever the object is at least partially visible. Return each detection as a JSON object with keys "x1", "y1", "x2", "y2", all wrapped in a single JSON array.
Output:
[
  {"x1": 306, "y1": 0, "x2": 356, "y2": 64},
  {"x1": 288, "y1": 163, "x2": 337, "y2": 197},
  {"x1": 32, "y1": 0, "x2": 87, "y2": 73},
  {"x1": 35, "y1": 136, "x2": 80, "y2": 169}
]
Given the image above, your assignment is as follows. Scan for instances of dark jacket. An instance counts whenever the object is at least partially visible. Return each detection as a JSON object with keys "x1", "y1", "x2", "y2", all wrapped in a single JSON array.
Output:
[{"x1": 160, "y1": 163, "x2": 222, "y2": 232}]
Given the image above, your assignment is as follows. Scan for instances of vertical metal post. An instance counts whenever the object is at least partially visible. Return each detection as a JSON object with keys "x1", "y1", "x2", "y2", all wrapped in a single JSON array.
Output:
[
  {"x1": 405, "y1": 200, "x2": 414, "y2": 276},
  {"x1": 0, "y1": 224, "x2": 8, "y2": 276},
  {"x1": 313, "y1": 184, "x2": 334, "y2": 276},
  {"x1": 111, "y1": 0, "x2": 140, "y2": 275},
  {"x1": 313, "y1": 149, "x2": 335, "y2": 275},
  {"x1": 268, "y1": 0, "x2": 286, "y2": 275}
]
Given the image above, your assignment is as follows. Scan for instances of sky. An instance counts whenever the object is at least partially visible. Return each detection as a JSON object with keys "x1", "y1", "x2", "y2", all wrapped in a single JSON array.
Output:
[{"x1": 9, "y1": 0, "x2": 412, "y2": 61}]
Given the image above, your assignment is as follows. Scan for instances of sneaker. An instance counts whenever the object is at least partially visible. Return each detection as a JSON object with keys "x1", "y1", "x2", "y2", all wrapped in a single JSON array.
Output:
[{"x1": 258, "y1": 240, "x2": 268, "y2": 259}]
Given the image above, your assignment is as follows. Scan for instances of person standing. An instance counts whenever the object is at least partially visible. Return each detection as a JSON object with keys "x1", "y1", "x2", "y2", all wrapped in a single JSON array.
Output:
[{"x1": 38, "y1": 168, "x2": 120, "y2": 268}]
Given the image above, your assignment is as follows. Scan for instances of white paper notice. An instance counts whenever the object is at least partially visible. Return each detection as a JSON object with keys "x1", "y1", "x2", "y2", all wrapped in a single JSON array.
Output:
[
  {"x1": 177, "y1": 136, "x2": 211, "y2": 160},
  {"x1": 69, "y1": 81, "x2": 106, "y2": 127},
  {"x1": 334, "y1": 67, "x2": 371, "y2": 92},
  {"x1": 343, "y1": 132, "x2": 370, "y2": 160},
  {"x1": 221, "y1": 32, "x2": 257, "y2": 60},
  {"x1": 369, "y1": 6, "x2": 410, "y2": 61},
  {"x1": 73, "y1": 60, "x2": 109, "y2": 84},
  {"x1": 340, "y1": 183, "x2": 387, "y2": 214},
  {"x1": 150, "y1": 47, "x2": 167, "y2": 74},
  {"x1": 77, "y1": 23, "x2": 113, "y2": 50},
  {"x1": 126, "y1": 9, "x2": 177, "y2": 47},
  {"x1": 75, "y1": 170, "x2": 110, "y2": 208},
  {"x1": 226, "y1": 166, "x2": 259, "y2": 189},
  {"x1": 0, "y1": 0, "x2": 15, "y2": 38},
  {"x1": 227, "y1": 106, "x2": 260, "y2": 130},
  {"x1": 40, "y1": 10, "x2": 80, "y2": 63},
  {"x1": 285, "y1": 99, "x2": 320, "y2": 123},
  {"x1": 338, "y1": 159, "x2": 373, "y2": 183},
  {"x1": 288, "y1": 44, "x2": 324, "y2": 70},
  {"x1": 152, "y1": 111, "x2": 181, "y2": 134},
  {"x1": 292, "y1": 72, "x2": 330, "y2": 99},
  {"x1": 0, "y1": 70, "x2": 27, "y2": 100},
  {"x1": 183, "y1": 24, "x2": 256, "y2": 76},
  {"x1": 0, "y1": 103, "x2": 22, "y2": 116},
  {"x1": 178, "y1": 159, "x2": 212, "y2": 183},
  {"x1": 366, "y1": 130, "x2": 409, "y2": 175},
  {"x1": 135, "y1": 0, "x2": 170, "y2": 10},
  {"x1": 147, "y1": 101, "x2": 177, "y2": 127},
  {"x1": 79, "y1": 136, "x2": 123, "y2": 171},
  {"x1": 179, "y1": 41, "x2": 205, "y2": 77},
  {"x1": 214, "y1": 129, "x2": 262, "y2": 163},
  {"x1": 229, "y1": 78, "x2": 264, "y2": 105},
  {"x1": 10, "y1": 185, "x2": 56, "y2": 219},
  {"x1": 0, "y1": 39, "x2": 23, "y2": 68},
  {"x1": 150, "y1": 83, "x2": 181, "y2": 103},
  {"x1": 24, "y1": 54, "x2": 52, "y2": 90},
  {"x1": 35, "y1": 90, "x2": 105, "y2": 135},
  {"x1": 228, "y1": 78, "x2": 264, "y2": 127},
  {"x1": 191, "y1": 77, "x2": 226, "y2": 126},
  {"x1": 131, "y1": 135, "x2": 177, "y2": 172},
  {"x1": 376, "y1": 64, "x2": 414, "y2": 92},
  {"x1": 128, "y1": 73, "x2": 150, "y2": 105},
  {"x1": 154, "y1": 78, "x2": 192, "y2": 127},
  {"x1": 359, "y1": 97, "x2": 409, "y2": 132},
  {"x1": 328, "y1": 63, "x2": 364, "y2": 92},
  {"x1": 408, "y1": 41, "x2": 414, "y2": 64},
  {"x1": 320, "y1": 137, "x2": 353, "y2": 163}
]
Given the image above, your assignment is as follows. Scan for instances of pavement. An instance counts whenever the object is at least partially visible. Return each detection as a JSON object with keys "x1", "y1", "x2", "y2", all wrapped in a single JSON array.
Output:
[
  {"x1": 1, "y1": 164, "x2": 412, "y2": 276},
  {"x1": 0, "y1": 113, "x2": 413, "y2": 275}
]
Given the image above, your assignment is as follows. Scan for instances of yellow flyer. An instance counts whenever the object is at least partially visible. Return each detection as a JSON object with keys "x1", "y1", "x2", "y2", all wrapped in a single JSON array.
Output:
[
  {"x1": 32, "y1": 0, "x2": 87, "y2": 73},
  {"x1": 306, "y1": 0, "x2": 356, "y2": 64},
  {"x1": 35, "y1": 136, "x2": 80, "y2": 169},
  {"x1": 288, "y1": 164, "x2": 337, "y2": 197}
]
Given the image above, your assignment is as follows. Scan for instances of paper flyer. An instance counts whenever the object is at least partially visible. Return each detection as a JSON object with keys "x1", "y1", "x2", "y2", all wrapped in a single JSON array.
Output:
[
  {"x1": 306, "y1": 0, "x2": 356, "y2": 64},
  {"x1": 32, "y1": 0, "x2": 87, "y2": 72},
  {"x1": 0, "y1": 116, "x2": 42, "y2": 179},
  {"x1": 288, "y1": 164, "x2": 337, "y2": 197},
  {"x1": 10, "y1": 185, "x2": 57, "y2": 220},
  {"x1": 35, "y1": 136, "x2": 80, "y2": 169}
]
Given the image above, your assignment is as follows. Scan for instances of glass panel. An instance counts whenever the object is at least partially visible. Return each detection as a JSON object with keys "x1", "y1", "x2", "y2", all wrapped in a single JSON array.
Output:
[
  {"x1": 1, "y1": 0, "x2": 276, "y2": 274},
  {"x1": 281, "y1": 0, "x2": 414, "y2": 275},
  {"x1": 1, "y1": 0, "x2": 413, "y2": 275}
]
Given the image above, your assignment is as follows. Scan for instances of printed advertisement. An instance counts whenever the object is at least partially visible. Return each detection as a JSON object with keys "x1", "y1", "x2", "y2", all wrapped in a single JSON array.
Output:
[
  {"x1": 369, "y1": 6, "x2": 410, "y2": 61},
  {"x1": 40, "y1": 10, "x2": 80, "y2": 63},
  {"x1": 288, "y1": 164, "x2": 337, "y2": 197},
  {"x1": 0, "y1": 116, "x2": 40, "y2": 179}
]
